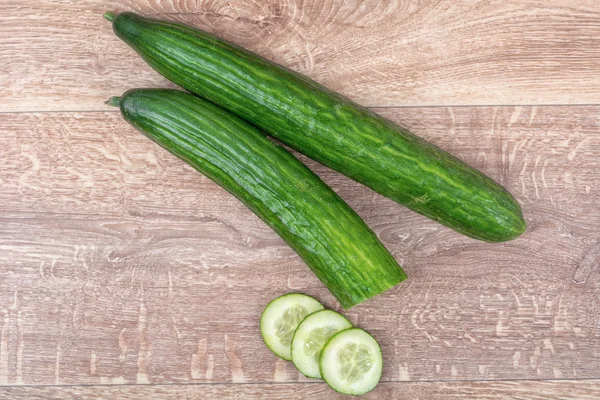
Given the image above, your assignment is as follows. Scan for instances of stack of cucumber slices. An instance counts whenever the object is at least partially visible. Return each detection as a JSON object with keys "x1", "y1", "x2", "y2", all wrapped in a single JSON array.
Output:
[{"x1": 261, "y1": 294, "x2": 383, "y2": 395}]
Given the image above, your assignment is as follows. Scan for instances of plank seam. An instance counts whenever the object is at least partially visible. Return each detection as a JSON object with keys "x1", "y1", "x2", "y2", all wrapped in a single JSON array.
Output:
[{"x1": 1, "y1": 378, "x2": 600, "y2": 388}]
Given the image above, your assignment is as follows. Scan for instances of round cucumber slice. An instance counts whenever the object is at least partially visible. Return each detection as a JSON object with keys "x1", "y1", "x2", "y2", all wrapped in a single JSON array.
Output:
[
  {"x1": 291, "y1": 310, "x2": 353, "y2": 379},
  {"x1": 260, "y1": 293, "x2": 324, "y2": 360},
  {"x1": 319, "y1": 328, "x2": 383, "y2": 395}
]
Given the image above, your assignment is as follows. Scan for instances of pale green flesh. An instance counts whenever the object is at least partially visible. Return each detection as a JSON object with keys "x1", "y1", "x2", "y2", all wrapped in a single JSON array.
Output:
[
  {"x1": 305, "y1": 326, "x2": 339, "y2": 356},
  {"x1": 338, "y1": 343, "x2": 374, "y2": 384},
  {"x1": 274, "y1": 305, "x2": 309, "y2": 347},
  {"x1": 291, "y1": 310, "x2": 352, "y2": 379},
  {"x1": 320, "y1": 328, "x2": 382, "y2": 395},
  {"x1": 260, "y1": 294, "x2": 324, "y2": 360}
]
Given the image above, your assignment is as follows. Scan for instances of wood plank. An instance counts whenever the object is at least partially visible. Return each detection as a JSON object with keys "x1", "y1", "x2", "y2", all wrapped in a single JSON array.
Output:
[
  {"x1": 3, "y1": 1, "x2": 600, "y2": 112},
  {"x1": 0, "y1": 381, "x2": 599, "y2": 400},
  {"x1": 0, "y1": 106, "x2": 598, "y2": 384},
  {"x1": 0, "y1": 281, "x2": 597, "y2": 385}
]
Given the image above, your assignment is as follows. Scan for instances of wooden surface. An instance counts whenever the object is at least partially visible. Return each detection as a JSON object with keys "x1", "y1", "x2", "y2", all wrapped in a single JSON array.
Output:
[
  {"x1": 1, "y1": 0, "x2": 599, "y2": 398},
  {"x1": 4, "y1": 0, "x2": 600, "y2": 111},
  {"x1": 1, "y1": 381, "x2": 600, "y2": 400}
]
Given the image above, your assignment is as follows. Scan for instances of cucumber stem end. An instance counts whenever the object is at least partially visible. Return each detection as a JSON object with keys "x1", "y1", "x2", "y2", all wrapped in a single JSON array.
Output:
[
  {"x1": 103, "y1": 12, "x2": 116, "y2": 22},
  {"x1": 105, "y1": 97, "x2": 121, "y2": 107}
]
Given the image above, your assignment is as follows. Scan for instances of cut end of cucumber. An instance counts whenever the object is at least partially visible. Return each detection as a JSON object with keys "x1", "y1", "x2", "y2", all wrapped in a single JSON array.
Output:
[
  {"x1": 291, "y1": 310, "x2": 352, "y2": 379},
  {"x1": 338, "y1": 270, "x2": 406, "y2": 310},
  {"x1": 260, "y1": 294, "x2": 324, "y2": 360},
  {"x1": 319, "y1": 328, "x2": 382, "y2": 395}
]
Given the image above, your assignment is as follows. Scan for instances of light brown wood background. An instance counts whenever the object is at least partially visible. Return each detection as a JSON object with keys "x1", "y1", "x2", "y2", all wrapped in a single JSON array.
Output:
[{"x1": 1, "y1": 0, "x2": 599, "y2": 398}]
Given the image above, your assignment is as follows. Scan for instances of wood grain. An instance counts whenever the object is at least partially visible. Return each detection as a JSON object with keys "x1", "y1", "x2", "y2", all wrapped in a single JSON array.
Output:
[
  {"x1": 0, "y1": 106, "x2": 598, "y2": 385},
  {"x1": 3, "y1": 1, "x2": 600, "y2": 112},
  {"x1": 0, "y1": 381, "x2": 599, "y2": 400},
  {"x1": 2, "y1": 1, "x2": 600, "y2": 396}
]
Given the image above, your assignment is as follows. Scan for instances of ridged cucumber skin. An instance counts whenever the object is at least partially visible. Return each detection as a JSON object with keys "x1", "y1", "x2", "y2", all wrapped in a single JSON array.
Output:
[
  {"x1": 111, "y1": 89, "x2": 406, "y2": 308},
  {"x1": 106, "y1": 12, "x2": 526, "y2": 242}
]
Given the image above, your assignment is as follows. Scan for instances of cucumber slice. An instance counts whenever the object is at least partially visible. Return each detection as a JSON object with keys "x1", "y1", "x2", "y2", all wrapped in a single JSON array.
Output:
[
  {"x1": 260, "y1": 294, "x2": 324, "y2": 360},
  {"x1": 291, "y1": 310, "x2": 353, "y2": 379},
  {"x1": 319, "y1": 328, "x2": 383, "y2": 395}
]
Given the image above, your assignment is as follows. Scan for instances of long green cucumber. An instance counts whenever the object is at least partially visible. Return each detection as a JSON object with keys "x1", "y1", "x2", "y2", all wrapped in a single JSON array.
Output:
[
  {"x1": 107, "y1": 89, "x2": 406, "y2": 308},
  {"x1": 104, "y1": 12, "x2": 526, "y2": 242}
]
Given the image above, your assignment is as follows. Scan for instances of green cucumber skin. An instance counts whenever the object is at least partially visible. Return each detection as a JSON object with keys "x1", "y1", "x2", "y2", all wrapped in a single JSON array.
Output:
[
  {"x1": 113, "y1": 89, "x2": 405, "y2": 308},
  {"x1": 107, "y1": 12, "x2": 526, "y2": 242}
]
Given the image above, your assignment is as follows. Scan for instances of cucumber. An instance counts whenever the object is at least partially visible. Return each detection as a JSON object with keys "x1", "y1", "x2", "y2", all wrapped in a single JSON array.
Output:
[
  {"x1": 320, "y1": 328, "x2": 383, "y2": 396},
  {"x1": 260, "y1": 294, "x2": 324, "y2": 360},
  {"x1": 107, "y1": 89, "x2": 406, "y2": 308},
  {"x1": 291, "y1": 310, "x2": 353, "y2": 379},
  {"x1": 104, "y1": 11, "x2": 526, "y2": 242}
]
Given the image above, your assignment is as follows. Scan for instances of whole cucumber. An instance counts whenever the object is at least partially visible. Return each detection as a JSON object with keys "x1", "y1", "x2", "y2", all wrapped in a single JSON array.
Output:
[
  {"x1": 105, "y1": 12, "x2": 526, "y2": 242},
  {"x1": 108, "y1": 89, "x2": 406, "y2": 308}
]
